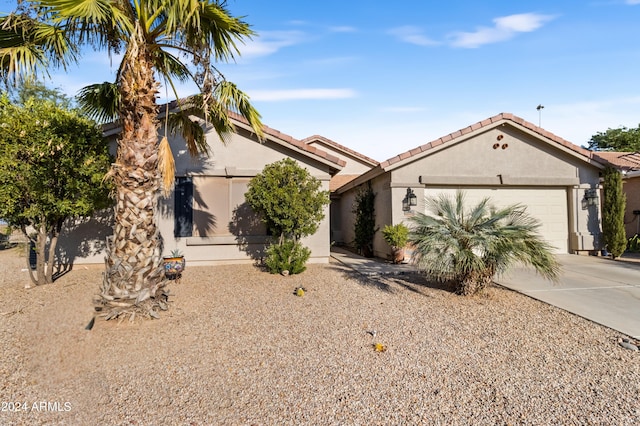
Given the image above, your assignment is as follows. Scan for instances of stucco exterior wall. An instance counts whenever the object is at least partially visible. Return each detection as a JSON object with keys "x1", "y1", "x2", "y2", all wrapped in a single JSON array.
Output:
[
  {"x1": 62, "y1": 124, "x2": 337, "y2": 265},
  {"x1": 391, "y1": 127, "x2": 595, "y2": 185},
  {"x1": 336, "y1": 173, "x2": 391, "y2": 255},
  {"x1": 160, "y1": 128, "x2": 334, "y2": 265},
  {"x1": 623, "y1": 176, "x2": 640, "y2": 238},
  {"x1": 389, "y1": 126, "x2": 602, "y2": 253}
]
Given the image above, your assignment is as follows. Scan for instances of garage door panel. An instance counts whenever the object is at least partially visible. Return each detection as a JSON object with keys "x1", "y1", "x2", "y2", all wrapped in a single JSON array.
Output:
[{"x1": 426, "y1": 187, "x2": 568, "y2": 253}]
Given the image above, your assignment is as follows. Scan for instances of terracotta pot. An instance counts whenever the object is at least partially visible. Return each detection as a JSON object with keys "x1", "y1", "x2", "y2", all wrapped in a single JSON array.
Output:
[{"x1": 392, "y1": 247, "x2": 404, "y2": 264}]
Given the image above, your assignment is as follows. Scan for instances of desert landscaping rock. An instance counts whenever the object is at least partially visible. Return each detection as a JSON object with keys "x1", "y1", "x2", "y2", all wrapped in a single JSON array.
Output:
[
  {"x1": 620, "y1": 341, "x2": 639, "y2": 351},
  {"x1": 1, "y1": 246, "x2": 639, "y2": 425}
]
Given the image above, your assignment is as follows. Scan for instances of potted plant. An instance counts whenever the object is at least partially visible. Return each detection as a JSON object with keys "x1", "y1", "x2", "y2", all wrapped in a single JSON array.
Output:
[
  {"x1": 163, "y1": 249, "x2": 185, "y2": 280},
  {"x1": 382, "y1": 223, "x2": 409, "y2": 264}
]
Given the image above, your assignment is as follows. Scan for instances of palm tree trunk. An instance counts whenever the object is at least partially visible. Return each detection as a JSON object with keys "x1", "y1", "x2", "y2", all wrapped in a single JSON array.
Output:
[{"x1": 98, "y1": 24, "x2": 167, "y2": 318}]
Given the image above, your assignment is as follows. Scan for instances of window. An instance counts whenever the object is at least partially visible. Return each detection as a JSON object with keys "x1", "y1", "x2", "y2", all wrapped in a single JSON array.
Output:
[
  {"x1": 191, "y1": 176, "x2": 265, "y2": 237},
  {"x1": 174, "y1": 177, "x2": 193, "y2": 237}
]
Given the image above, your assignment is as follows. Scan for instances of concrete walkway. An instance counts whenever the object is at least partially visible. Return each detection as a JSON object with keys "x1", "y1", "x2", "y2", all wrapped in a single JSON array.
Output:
[
  {"x1": 331, "y1": 247, "x2": 640, "y2": 339},
  {"x1": 330, "y1": 246, "x2": 415, "y2": 276}
]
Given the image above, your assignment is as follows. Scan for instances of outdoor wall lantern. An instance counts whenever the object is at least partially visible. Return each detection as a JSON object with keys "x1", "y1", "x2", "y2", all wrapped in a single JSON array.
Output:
[
  {"x1": 583, "y1": 188, "x2": 599, "y2": 208},
  {"x1": 402, "y1": 188, "x2": 418, "y2": 211}
]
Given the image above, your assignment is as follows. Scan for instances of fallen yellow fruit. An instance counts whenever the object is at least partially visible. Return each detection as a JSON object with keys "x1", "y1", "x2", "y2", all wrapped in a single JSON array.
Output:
[{"x1": 374, "y1": 342, "x2": 387, "y2": 352}]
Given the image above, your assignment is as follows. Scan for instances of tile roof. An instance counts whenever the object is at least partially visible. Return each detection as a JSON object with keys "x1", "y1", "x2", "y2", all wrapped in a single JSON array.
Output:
[
  {"x1": 329, "y1": 174, "x2": 361, "y2": 192},
  {"x1": 378, "y1": 112, "x2": 600, "y2": 169},
  {"x1": 591, "y1": 151, "x2": 640, "y2": 171},
  {"x1": 302, "y1": 135, "x2": 379, "y2": 166}
]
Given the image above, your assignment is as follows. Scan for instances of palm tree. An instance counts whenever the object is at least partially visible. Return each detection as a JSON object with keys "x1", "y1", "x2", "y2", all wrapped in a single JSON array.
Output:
[
  {"x1": 408, "y1": 191, "x2": 560, "y2": 295},
  {"x1": 0, "y1": 1, "x2": 264, "y2": 318}
]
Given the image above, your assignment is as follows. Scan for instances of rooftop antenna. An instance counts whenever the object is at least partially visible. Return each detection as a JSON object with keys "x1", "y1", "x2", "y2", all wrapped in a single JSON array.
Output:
[{"x1": 536, "y1": 104, "x2": 544, "y2": 127}]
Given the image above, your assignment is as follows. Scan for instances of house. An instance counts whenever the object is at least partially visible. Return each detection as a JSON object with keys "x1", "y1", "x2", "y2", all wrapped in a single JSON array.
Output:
[
  {"x1": 334, "y1": 113, "x2": 607, "y2": 260},
  {"x1": 302, "y1": 135, "x2": 378, "y2": 244},
  {"x1": 60, "y1": 112, "x2": 345, "y2": 265},
  {"x1": 591, "y1": 151, "x2": 640, "y2": 239}
]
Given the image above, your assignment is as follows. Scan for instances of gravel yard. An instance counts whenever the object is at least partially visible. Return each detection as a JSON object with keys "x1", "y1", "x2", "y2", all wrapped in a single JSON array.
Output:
[{"x1": 1, "y1": 246, "x2": 639, "y2": 425}]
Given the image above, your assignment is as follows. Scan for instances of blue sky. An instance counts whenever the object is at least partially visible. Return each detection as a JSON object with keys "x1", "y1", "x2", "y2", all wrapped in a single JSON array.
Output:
[{"x1": 4, "y1": 0, "x2": 640, "y2": 161}]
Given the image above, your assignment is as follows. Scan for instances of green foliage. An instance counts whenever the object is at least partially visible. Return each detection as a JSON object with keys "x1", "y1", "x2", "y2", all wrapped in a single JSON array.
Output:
[
  {"x1": 245, "y1": 158, "x2": 330, "y2": 242},
  {"x1": 0, "y1": 0, "x2": 265, "y2": 152},
  {"x1": 587, "y1": 126, "x2": 640, "y2": 151},
  {"x1": 382, "y1": 223, "x2": 409, "y2": 249},
  {"x1": 264, "y1": 240, "x2": 310, "y2": 275},
  {"x1": 352, "y1": 184, "x2": 377, "y2": 256},
  {"x1": 627, "y1": 234, "x2": 640, "y2": 252},
  {"x1": 602, "y1": 167, "x2": 627, "y2": 258},
  {"x1": 0, "y1": 91, "x2": 113, "y2": 284},
  {"x1": 408, "y1": 191, "x2": 560, "y2": 296},
  {"x1": 6, "y1": 77, "x2": 72, "y2": 109}
]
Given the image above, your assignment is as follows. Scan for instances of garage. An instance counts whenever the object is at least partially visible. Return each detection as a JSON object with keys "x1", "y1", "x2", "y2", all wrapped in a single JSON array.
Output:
[
  {"x1": 425, "y1": 187, "x2": 569, "y2": 253},
  {"x1": 335, "y1": 113, "x2": 606, "y2": 259}
]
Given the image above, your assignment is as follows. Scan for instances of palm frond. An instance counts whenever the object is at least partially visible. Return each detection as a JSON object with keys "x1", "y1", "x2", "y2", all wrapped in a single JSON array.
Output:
[
  {"x1": 39, "y1": 0, "x2": 133, "y2": 48},
  {"x1": 0, "y1": 13, "x2": 74, "y2": 80},
  {"x1": 409, "y1": 190, "x2": 561, "y2": 294},
  {"x1": 166, "y1": 108, "x2": 208, "y2": 155},
  {"x1": 76, "y1": 81, "x2": 119, "y2": 123},
  {"x1": 181, "y1": 1, "x2": 255, "y2": 62},
  {"x1": 214, "y1": 80, "x2": 263, "y2": 140},
  {"x1": 152, "y1": 49, "x2": 191, "y2": 83},
  {"x1": 157, "y1": 135, "x2": 175, "y2": 197}
]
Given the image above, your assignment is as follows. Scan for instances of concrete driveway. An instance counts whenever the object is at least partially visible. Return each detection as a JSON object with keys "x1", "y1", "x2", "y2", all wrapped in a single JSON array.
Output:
[{"x1": 495, "y1": 255, "x2": 640, "y2": 339}]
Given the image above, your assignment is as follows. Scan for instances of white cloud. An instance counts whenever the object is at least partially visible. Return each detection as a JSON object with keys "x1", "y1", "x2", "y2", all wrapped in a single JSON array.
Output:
[
  {"x1": 240, "y1": 30, "x2": 306, "y2": 58},
  {"x1": 388, "y1": 26, "x2": 439, "y2": 46},
  {"x1": 626, "y1": 0, "x2": 640, "y2": 5},
  {"x1": 449, "y1": 13, "x2": 556, "y2": 48},
  {"x1": 248, "y1": 88, "x2": 356, "y2": 102}
]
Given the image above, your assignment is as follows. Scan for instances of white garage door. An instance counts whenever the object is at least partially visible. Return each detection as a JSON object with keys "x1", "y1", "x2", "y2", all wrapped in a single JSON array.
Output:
[{"x1": 426, "y1": 187, "x2": 569, "y2": 253}]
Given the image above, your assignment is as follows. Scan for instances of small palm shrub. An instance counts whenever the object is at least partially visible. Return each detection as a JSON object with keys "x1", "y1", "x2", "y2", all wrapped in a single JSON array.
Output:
[
  {"x1": 264, "y1": 240, "x2": 311, "y2": 275},
  {"x1": 408, "y1": 191, "x2": 560, "y2": 295}
]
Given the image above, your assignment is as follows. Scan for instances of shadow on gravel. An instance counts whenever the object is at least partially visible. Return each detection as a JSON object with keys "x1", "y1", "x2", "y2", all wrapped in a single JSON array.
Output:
[{"x1": 328, "y1": 263, "x2": 455, "y2": 296}]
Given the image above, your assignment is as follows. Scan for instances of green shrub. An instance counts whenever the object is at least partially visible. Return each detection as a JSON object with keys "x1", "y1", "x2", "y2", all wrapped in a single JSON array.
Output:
[
  {"x1": 628, "y1": 234, "x2": 640, "y2": 252},
  {"x1": 353, "y1": 184, "x2": 377, "y2": 257},
  {"x1": 602, "y1": 167, "x2": 627, "y2": 258},
  {"x1": 264, "y1": 240, "x2": 311, "y2": 275},
  {"x1": 382, "y1": 223, "x2": 409, "y2": 249}
]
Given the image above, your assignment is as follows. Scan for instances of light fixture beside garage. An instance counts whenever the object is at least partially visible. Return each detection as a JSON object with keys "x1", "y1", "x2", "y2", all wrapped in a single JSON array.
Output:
[
  {"x1": 402, "y1": 188, "x2": 418, "y2": 211},
  {"x1": 582, "y1": 188, "x2": 599, "y2": 209}
]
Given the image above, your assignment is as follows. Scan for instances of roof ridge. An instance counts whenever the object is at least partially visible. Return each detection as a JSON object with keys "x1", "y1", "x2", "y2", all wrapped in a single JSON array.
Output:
[
  {"x1": 302, "y1": 135, "x2": 380, "y2": 166},
  {"x1": 379, "y1": 112, "x2": 596, "y2": 169},
  {"x1": 592, "y1": 151, "x2": 640, "y2": 170}
]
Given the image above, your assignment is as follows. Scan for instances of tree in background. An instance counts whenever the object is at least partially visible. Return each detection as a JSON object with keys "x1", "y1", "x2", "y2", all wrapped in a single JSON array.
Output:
[
  {"x1": 602, "y1": 167, "x2": 627, "y2": 259},
  {"x1": 245, "y1": 158, "x2": 329, "y2": 274},
  {"x1": 587, "y1": 126, "x2": 640, "y2": 152},
  {"x1": 1, "y1": 1, "x2": 263, "y2": 318},
  {"x1": 4, "y1": 77, "x2": 72, "y2": 109},
  {"x1": 0, "y1": 90, "x2": 112, "y2": 286},
  {"x1": 409, "y1": 191, "x2": 560, "y2": 296}
]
